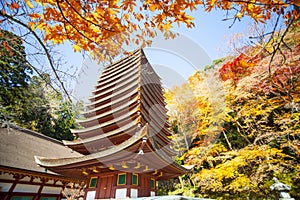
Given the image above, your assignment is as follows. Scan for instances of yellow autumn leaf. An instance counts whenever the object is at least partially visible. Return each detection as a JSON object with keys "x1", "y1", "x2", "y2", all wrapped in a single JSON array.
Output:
[
  {"x1": 36, "y1": 21, "x2": 46, "y2": 30},
  {"x1": 236, "y1": 12, "x2": 243, "y2": 19},
  {"x1": 73, "y1": 44, "x2": 81, "y2": 52},
  {"x1": 28, "y1": 21, "x2": 35, "y2": 30},
  {"x1": 25, "y1": 0, "x2": 34, "y2": 9},
  {"x1": 36, "y1": 0, "x2": 42, "y2": 6},
  {"x1": 163, "y1": 22, "x2": 172, "y2": 30},
  {"x1": 123, "y1": 13, "x2": 129, "y2": 20},
  {"x1": 210, "y1": 0, "x2": 217, "y2": 6},
  {"x1": 149, "y1": 4, "x2": 157, "y2": 12}
]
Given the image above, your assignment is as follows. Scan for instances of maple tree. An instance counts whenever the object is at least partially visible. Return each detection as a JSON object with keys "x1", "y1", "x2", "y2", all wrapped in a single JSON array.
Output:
[
  {"x1": 219, "y1": 53, "x2": 257, "y2": 84},
  {"x1": 220, "y1": 24, "x2": 300, "y2": 145},
  {"x1": 164, "y1": 22, "x2": 300, "y2": 199},
  {"x1": 164, "y1": 70, "x2": 226, "y2": 157},
  {"x1": 1, "y1": 0, "x2": 300, "y2": 98}
]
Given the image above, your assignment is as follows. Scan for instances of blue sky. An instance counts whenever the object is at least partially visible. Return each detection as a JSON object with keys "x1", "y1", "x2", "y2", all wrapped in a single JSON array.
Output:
[
  {"x1": 63, "y1": 8, "x2": 257, "y2": 100},
  {"x1": 65, "y1": 8, "x2": 254, "y2": 67}
]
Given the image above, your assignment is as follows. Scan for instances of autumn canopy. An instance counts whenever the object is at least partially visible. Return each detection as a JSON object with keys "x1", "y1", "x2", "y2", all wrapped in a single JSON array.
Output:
[
  {"x1": 1, "y1": 0, "x2": 300, "y2": 199},
  {"x1": 1, "y1": 0, "x2": 300, "y2": 60}
]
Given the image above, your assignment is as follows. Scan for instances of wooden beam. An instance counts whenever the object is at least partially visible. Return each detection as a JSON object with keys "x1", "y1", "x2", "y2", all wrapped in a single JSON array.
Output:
[
  {"x1": 0, "y1": 179, "x2": 65, "y2": 187},
  {"x1": 4, "y1": 177, "x2": 19, "y2": 200}
]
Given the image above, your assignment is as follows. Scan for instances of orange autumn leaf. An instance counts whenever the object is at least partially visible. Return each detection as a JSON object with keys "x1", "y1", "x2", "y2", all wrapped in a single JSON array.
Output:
[
  {"x1": 28, "y1": 13, "x2": 40, "y2": 20},
  {"x1": 3, "y1": 41, "x2": 11, "y2": 51},
  {"x1": 1, "y1": 0, "x2": 298, "y2": 63},
  {"x1": 10, "y1": 2, "x2": 20, "y2": 10},
  {"x1": 219, "y1": 53, "x2": 257, "y2": 83}
]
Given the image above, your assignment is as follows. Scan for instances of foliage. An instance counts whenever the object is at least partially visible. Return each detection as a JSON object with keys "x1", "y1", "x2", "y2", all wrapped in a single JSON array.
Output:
[
  {"x1": 1, "y1": 0, "x2": 299, "y2": 58},
  {"x1": 1, "y1": 74, "x2": 81, "y2": 141},
  {"x1": 0, "y1": 1, "x2": 300, "y2": 98},
  {"x1": 165, "y1": 70, "x2": 226, "y2": 156},
  {"x1": 0, "y1": 30, "x2": 81, "y2": 140},
  {"x1": 0, "y1": 29, "x2": 32, "y2": 107},
  {"x1": 192, "y1": 145, "x2": 299, "y2": 199},
  {"x1": 165, "y1": 23, "x2": 300, "y2": 199},
  {"x1": 21, "y1": 75, "x2": 82, "y2": 140},
  {"x1": 219, "y1": 53, "x2": 258, "y2": 83},
  {"x1": 204, "y1": 58, "x2": 225, "y2": 71}
]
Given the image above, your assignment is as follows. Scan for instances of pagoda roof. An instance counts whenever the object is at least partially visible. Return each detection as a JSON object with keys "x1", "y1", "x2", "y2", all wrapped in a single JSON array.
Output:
[
  {"x1": 76, "y1": 95, "x2": 139, "y2": 123},
  {"x1": 65, "y1": 119, "x2": 138, "y2": 146},
  {"x1": 35, "y1": 124, "x2": 189, "y2": 180},
  {"x1": 82, "y1": 87, "x2": 139, "y2": 117},
  {"x1": 35, "y1": 125, "x2": 147, "y2": 168},
  {"x1": 71, "y1": 104, "x2": 139, "y2": 134},
  {"x1": 34, "y1": 49, "x2": 190, "y2": 180}
]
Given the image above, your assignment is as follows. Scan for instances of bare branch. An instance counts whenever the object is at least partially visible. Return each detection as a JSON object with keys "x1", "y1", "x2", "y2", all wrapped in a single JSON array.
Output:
[
  {"x1": 0, "y1": 12, "x2": 72, "y2": 102},
  {"x1": 268, "y1": 17, "x2": 294, "y2": 76}
]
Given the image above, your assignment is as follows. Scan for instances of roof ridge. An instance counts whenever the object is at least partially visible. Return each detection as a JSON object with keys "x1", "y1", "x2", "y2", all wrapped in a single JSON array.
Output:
[{"x1": 1, "y1": 122, "x2": 63, "y2": 145}]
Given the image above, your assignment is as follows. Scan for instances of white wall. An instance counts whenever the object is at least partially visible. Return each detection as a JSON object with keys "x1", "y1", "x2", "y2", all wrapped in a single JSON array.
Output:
[{"x1": 115, "y1": 188, "x2": 127, "y2": 199}]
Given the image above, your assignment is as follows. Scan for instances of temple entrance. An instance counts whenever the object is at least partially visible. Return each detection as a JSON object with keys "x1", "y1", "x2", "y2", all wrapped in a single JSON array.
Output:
[{"x1": 98, "y1": 175, "x2": 114, "y2": 199}]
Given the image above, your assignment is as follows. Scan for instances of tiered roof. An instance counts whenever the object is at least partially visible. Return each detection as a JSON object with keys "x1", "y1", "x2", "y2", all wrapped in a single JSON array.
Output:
[{"x1": 35, "y1": 49, "x2": 189, "y2": 180}]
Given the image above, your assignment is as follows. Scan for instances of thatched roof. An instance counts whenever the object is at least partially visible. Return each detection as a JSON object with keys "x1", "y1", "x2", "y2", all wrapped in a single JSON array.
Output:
[{"x1": 0, "y1": 123, "x2": 82, "y2": 175}]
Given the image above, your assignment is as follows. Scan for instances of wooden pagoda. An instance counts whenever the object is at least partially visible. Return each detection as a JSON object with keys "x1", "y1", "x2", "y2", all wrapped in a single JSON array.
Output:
[{"x1": 35, "y1": 49, "x2": 189, "y2": 199}]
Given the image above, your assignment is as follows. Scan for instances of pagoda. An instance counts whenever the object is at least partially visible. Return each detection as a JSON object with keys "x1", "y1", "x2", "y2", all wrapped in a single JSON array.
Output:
[{"x1": 35, "y1": 49, "x2": 189, "y2": 199}]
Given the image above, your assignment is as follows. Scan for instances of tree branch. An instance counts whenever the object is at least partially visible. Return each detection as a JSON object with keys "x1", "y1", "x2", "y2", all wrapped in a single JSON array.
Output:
[
  {"x1": 268, "y1": 17, "x2": 294, "y2": 77},
  {"x1": 56, "y1": 0, "x2": 102, "y2": 49},
  {"x1": 64, "y1": 0, "x2": 115, "y2": 32},
  {"x1": 0, "y1": 12, "x2": 72, "y2": 102},
  {"x1": 226, "y1": 0, "x2": 286, "y2": 6}
]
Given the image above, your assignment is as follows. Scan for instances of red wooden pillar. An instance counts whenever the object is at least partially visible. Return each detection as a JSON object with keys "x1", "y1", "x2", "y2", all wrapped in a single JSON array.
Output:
[
  {"x1": 126, "y1": 172, "x2": 132, "y2": 197},
  {"x1": 4, "y1": 175, "x2": 19, "y2": 200}
]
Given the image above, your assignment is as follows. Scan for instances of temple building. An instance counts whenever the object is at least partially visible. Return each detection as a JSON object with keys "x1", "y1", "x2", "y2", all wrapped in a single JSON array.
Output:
[
  {"x1": 34, "y1": 49, "x2": 190, "y2": 199},
  {"x1": 0, "y1": 124, "x2": 84, "y2": 199}
]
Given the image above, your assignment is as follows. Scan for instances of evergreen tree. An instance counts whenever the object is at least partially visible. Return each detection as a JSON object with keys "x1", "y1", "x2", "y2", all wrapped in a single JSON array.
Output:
[
  {"x1": 0, "y1": 30, "x2": 80, "y2": 141},
  {"x1": 0, "y1": 29, "x2": 32, "y2": 121}
]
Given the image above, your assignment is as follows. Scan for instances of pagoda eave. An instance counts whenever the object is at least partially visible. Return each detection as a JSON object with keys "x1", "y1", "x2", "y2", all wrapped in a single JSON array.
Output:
[
  {"x1": 99, "y1": 49, "x2": 141, "y2": 79},
  {"x1": 85, "y1": 81, "x2": 138, "y2": 110},
  {"x1": 82, "y1": 89, "x2": 139, "y2": 117},
  {"x1": 91, "y1": 75, "x2": 139, "y2": 103},
  {"x1": 94, "y1": 56, "x2": 141, "y2": 90},
  {"x1": 35, "y1": 125, "x2": 148, "y2": 168},
  {"x1": 36, "y1": 124, "x2": 189, "y2": 180},
  {"x1": 66, "y1": 121, "x2": 138, "y2": 146}
]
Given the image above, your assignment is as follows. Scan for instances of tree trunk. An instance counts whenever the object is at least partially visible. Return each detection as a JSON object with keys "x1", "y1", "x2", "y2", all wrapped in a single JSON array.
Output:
[{"x1": 222, "y1": 131, "x2": 233, "y2": 150}]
